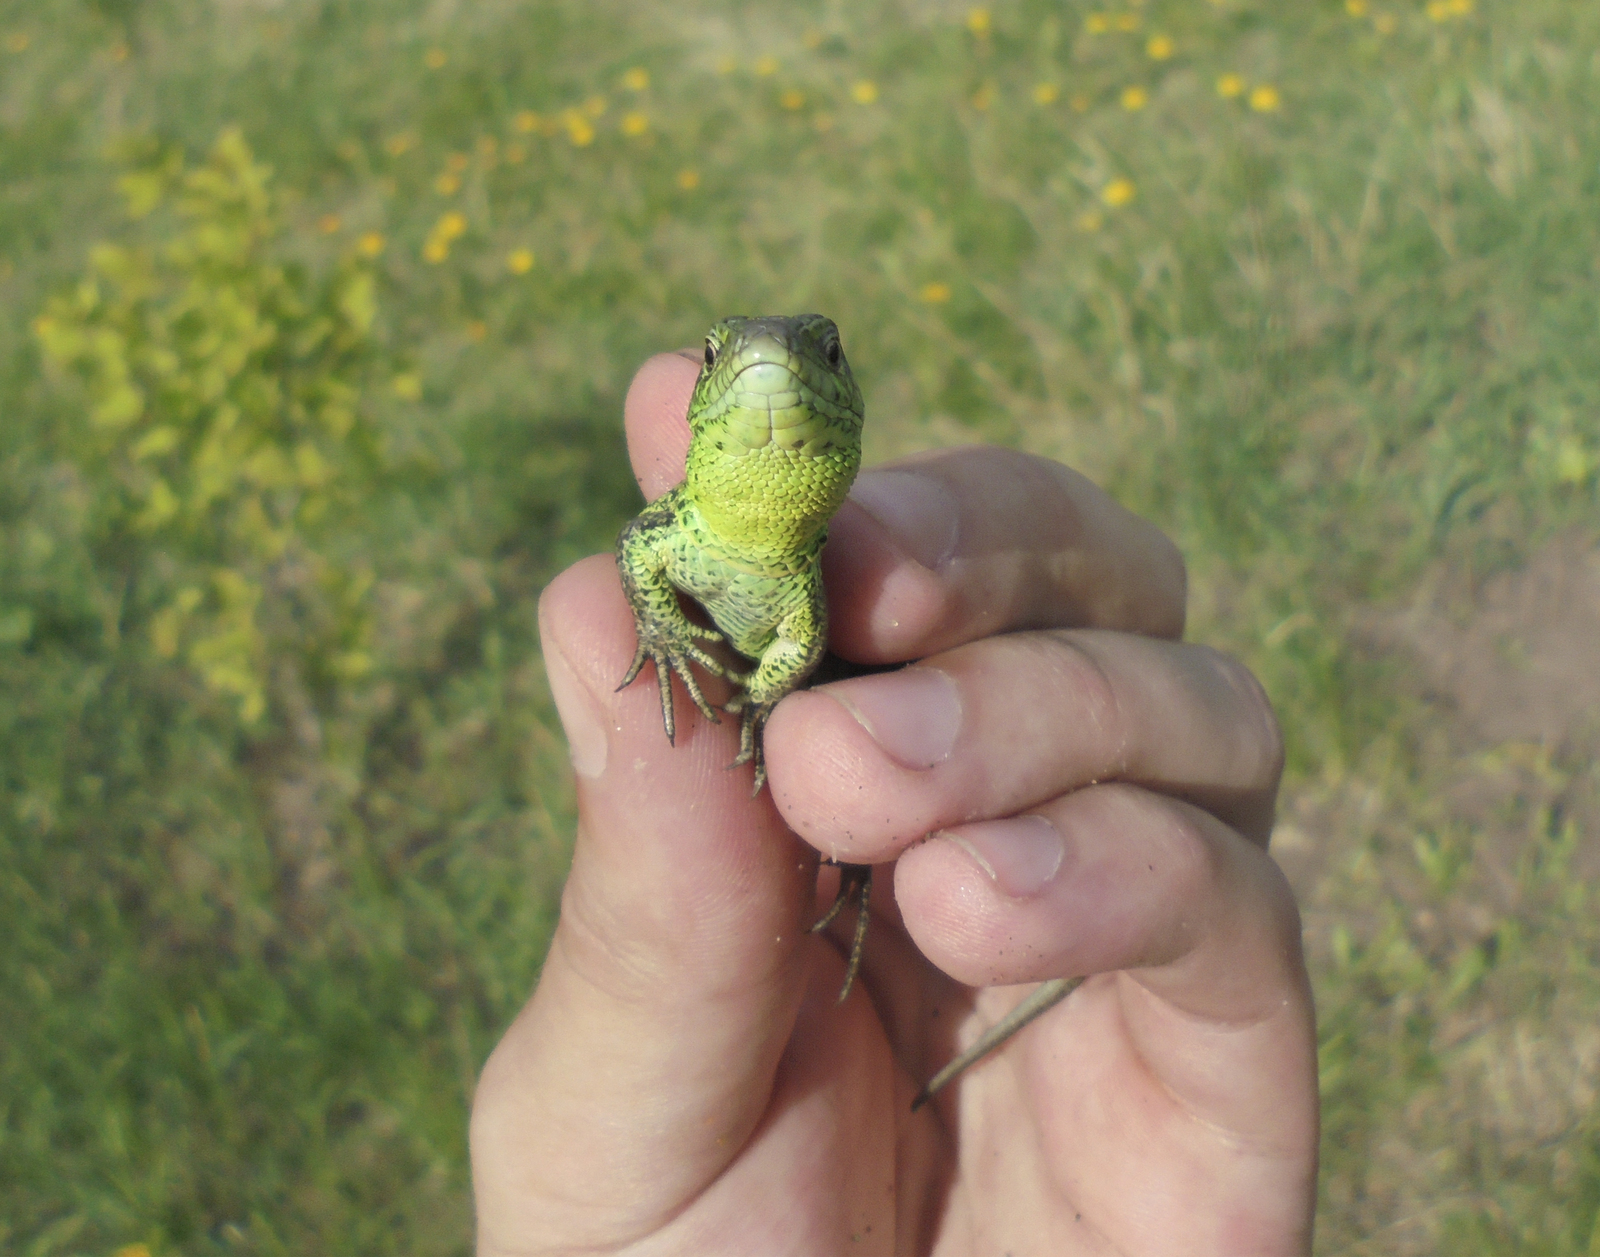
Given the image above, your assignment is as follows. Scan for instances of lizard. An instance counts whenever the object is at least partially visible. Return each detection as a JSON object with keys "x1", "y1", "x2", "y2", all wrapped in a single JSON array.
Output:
[{"x1": 615, "y1": 312, "x2": 1079, "y2": 1108}]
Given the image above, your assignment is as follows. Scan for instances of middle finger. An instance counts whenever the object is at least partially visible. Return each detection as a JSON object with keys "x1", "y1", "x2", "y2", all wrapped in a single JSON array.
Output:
[{"x1": 766, "y1": 629, "x2": 1283, "y2": 858}]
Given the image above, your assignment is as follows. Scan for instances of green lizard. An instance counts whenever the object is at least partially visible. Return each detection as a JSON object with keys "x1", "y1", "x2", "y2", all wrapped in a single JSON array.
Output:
[{"x1": 615, "y1": 312, "x2": 1078, "y2": 1107}]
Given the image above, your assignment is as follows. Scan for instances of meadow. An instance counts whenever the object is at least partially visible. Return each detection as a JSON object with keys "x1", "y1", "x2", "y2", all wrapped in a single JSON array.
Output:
[{"x1": 2, "y1": 0, "x2": 1598, "y2": 1251}]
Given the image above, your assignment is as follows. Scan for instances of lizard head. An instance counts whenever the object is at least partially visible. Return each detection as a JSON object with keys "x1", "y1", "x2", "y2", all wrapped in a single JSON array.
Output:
[
  {"x1": 683, "y1": 313, "x2": 866, "y2": 557},
  {"x1": 687, "y1": 314, "x2": 864, "y2": 458}
]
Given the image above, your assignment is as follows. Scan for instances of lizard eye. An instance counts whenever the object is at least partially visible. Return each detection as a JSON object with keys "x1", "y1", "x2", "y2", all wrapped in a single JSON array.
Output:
[
  {"x1": 824, "y1": 339, "x2": 842, "y2": 368},
  {"x1": 704, "y1": 338, "x2": 719, "y2": 369}
]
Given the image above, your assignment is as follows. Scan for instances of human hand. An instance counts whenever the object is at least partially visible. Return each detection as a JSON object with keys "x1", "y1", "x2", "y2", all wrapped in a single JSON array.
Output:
[{"x1": 470, "y1": 350, "x2": 1317, "y2": 1255}]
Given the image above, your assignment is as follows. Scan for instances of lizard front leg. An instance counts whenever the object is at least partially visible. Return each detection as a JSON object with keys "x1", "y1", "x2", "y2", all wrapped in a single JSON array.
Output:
[
  {"x1": 615, "y1": 490, "x2": 746, "y2": 743},
  {"x1": 723, "y1": 567, "x2": 828, "y2": 793}
]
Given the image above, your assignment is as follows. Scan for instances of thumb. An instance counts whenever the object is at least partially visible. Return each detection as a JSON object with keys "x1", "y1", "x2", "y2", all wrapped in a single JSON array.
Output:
[{"x1": 471, "y1": 554, "x2": 816, "y2": 1251}]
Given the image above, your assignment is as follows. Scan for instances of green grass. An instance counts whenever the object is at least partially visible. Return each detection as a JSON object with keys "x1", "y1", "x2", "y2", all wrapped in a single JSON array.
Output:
[{"x1": 2, "y1": 0, "x2": 1598, "y2": 1252}]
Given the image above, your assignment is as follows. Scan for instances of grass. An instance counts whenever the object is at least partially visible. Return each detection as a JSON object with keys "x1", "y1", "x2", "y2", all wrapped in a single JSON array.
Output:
[{"x1": 2, "y1": 0, "x2": 1598, "y2": 1251}]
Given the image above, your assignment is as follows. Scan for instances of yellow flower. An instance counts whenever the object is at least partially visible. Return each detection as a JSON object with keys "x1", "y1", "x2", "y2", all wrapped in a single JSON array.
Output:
[
  {"x1": 422, "y1": 239, "x2": 449, "y2": 264},
  {"x1": 1085, "y1": 14, "x2": 1110, "y2": 34},
  {"x1": 437, "y1": 212, "x2": 467, "y2": 239},
  {"x1": 513, "y1": 110, "x2": 540, "y2": 133},
  {"x1": 1374, "y1": 13, "x2": 1397, "y2": 33},
  {"x1": 113, "y1": 1246, "x2": 151, "y2": 1257},
  {"x1": 317, "y1": 214, "x2": 341, "y2": 234},
  {"x1": 919, "y1": 282, "x2": 953, "y2": 304},
  {"x1": 357, "y1": 232, "x2": 386, "y2": 257},
  {"x1": 1069, "y1": 92, "x2": 1092, "y2": 112},
  {"x1": 447, "y1": 152, "x2": 470, "y2": 172},
  {"x1": 1448, "y1": 0, "x2": 1474, "y2": 12},
  {"x1": 392, "y1": 375, "x2": 422, "y2": 401},
  {"x1": 1101, "y1": 178, "x2": 1136, "y2": 207},
  {"x1": 1120, "y1": 85, "x2": 1148, "y2": 110},
  {"x1": 803, "y1": 29, "x2": 824, "y2": 49},
  {"x1": 1032, "y1": 82, "x2": 1059, "y2": 105},
  {"x1": 466, "y1": 320, "x2": 487, "y2": 342},
  {"x1": 1425, "y1": 0, "x2": 1449, "y2": 18},
  {"x1": 476, "y1": 136, "x2": 499, "y2": 159},
  {"x1": 434, "y1": 172, "x2": 461, "y2": 196},
  {"x1": 780, "y1": 89, "x2": 806, "y2": 110},
  {"x1": 966, "y1": 8, "x2": 991, "y2": 35},
  {"x1": 507, "y1": 248, "x2": 535, "y2": 274},
  {"x1": 583, "y1": 95, "x2": 607, "y2": 117},
  {"x1": 621, "y1": 111, "x2": 649, "y2": 136},
  {"x1": 754, "y1": 55, "x2": 779, "y2": 76},
  {"x1": 716, "y1": 55, "x2": 737, "y2": 75},
  {"x1": 424, "y1": 47, "x2": 447, "y2": 70},
  {"x1": 1248, "y1": 84, "x2": 1281, "y2": 112},
  {"x1": 1146, "y1": 35, "x2": 1174, "y2": 60},
  {"x1": 1076, "y1": 209, "x2": 1104, "y2": 232},
  {"x1": 1216, "y1": 73, "x2": 1246, "y2": 98},
  {"x1": 676, "y1": 169, "x2": 701, "y2": 190},
  {"x1": 504, "y1": 143, "x2": 526, "y2": 164},
  {"x1": 6, "y1": 31, "x2": 30, "y2": 53},
  {"x1": 851, "y1": 80, "x2": 879, "y2": 104},
  {"x1": 971, "y1": 83, "x2": 995, "y2": 110},
  {"x1": 110, "y1": 42, "x2": 130, "y2": 61},
  {"x1": 622, "y1": 67, "x2": 649, "y2": 91},
  {"x1": 384, "y1": 133, "x2": 416, "y2": 156},
  {"x1": 1344, "y1": 0, "x2": 1368, "y2": 14},
  {"x1": 562, "y1": 110, "x2": 596, "y2": 147},
  {"x1": 1114, "y1": 13, "x2": 1141, "y2": 32}
]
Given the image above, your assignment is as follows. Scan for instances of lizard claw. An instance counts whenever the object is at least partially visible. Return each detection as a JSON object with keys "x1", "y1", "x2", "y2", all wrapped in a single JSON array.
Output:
[
  {"x1": 725, "y1": 694, "x2": 776, "y2": 794},
  {"x1": 617, "y1": 631, "x2": 735, "y2": 744}
]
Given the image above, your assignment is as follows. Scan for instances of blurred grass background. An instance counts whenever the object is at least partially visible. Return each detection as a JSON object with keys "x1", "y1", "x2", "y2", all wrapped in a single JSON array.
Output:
[{"x1": 2, "y1": 0, "x2": 1598, "y2": 1252}]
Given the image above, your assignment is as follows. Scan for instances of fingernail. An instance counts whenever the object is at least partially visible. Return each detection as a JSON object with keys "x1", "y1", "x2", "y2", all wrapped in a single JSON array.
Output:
[
  {"x1": 826, "y1": 666, "x2": 961, "y2": 770},
  {"x1": 938, "y1": 816, "x2": 1066, "y2": 899},
  {"x1": 544, "y1": 644, "x2": 608, "y2": 778},
  {"x1": 849, "y1": 470, "x2": 960, "y2": 571}
]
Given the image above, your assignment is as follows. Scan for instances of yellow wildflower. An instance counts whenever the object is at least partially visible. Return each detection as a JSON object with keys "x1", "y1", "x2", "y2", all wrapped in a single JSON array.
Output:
[
  {"x1": 113, "y1": 1246, "x2": 151, "y2": 1257},
  {"x1": 972, "y1": 83, "x2": 995, "y2": 110},
  {"x1": 1120, "y1": 85, "x2": 1148, "y2": 110},
  {"x1": 507, "y1": 249, "x2": 535, "y2": 274},
  {"x1": 504, "y1": 143, "x2": 526, "y2": 164},
  {"x1": 1248, "y1": 84, "x2": 1281, "y2": 112},
  {"x1": 1114, "y1": 13, "x2": 1141, "y2": 32},
  {"x1": 919, "y1": 282, "x2": 953, "y2": 304},
  {"x1": 676, "y1": 169, "x2": 701, "y2": 190},
  {"x1": 1146, "y1": 35, "x2": 1174, "y2": 60},
  {"x1": 447, "y1": 152, "x2": 470, "y2": 172},
  {"x1": 466, "y1": 321, "x2": 487, "y2": 342},
  {"x1": 7, "y1": 31, "x2": 31, "y2": 53},
  {"x1": 621, "y1": 112, "x2": 649, "y2": 136},
  {"x1": 780, "y1": 89, "x2": 805, "y2": 110},
  {"x1": 583, "y1": 95, "x2": 607, "y2": 117},
  {"x1": 513, "y1": 110, "x2": 540, "y2": 133},
  {"x1": 424, "y1": 47, "x2": 447, "y2": 70},
  {"x1": 563, "y1": 110, "x2": 596, "y2": 147},
  {"x1": 1101, "y1": 178, "x2": 1136, "y2": 207},
  {"x1": 1216, "y1": 73, "x2": 1246, "y2": 98},
  {"x1": 384, "y1": 133, "x2": 416, "y2": 156},
  {"x1": 716, "y1": 55, "x2": 737, "y2": 75},
  {"x1": 1374, "y1": 13, "x2": 1397, "y2": 33},
  {"x1": 622, "y1": 67, "x2": 649, "y2": 91},
  {"x1": 1033, "y1": 83, "x2": 1059, "y2": 105},
  {"x1": 967, "y1": 8, "x2": 991, "y2": 35},
  {"x1": 1070, "y1": 92, "x2": 1092, "y2": 112},
  {"x1": 1345, "y1": 0, "x2": 1368, "y2": 14},
  {"x1": 1425, "y1": 0, "x2": 1448, "y2": 18},
  {"x1": 754, "y1": 55, "x2": 779, "y2": 76},
  {"x1": 434, "y1": 172, "x2": 461, "y2": 196},
  {"x1": 392, "y1": 375, "x2": 422, "y2": 401},
  {"x1": 437, "y1": 212, "x2": 467, "y2": 239},
  {"x1": 851, "y1": 80, "x2": 879, "y2": 104},
  {"x1": 477, "y1": 136, "x2": 499, "y2": 159},
  {"x1": 357, "y1": 232, "x2": 386, "y2": 257},
  {"x1": 317, "y1": 214, "x2": 341, "y2": 234},
  {"x1": 1076, "y1": 209, "x2": 1104, "y2": 232},
  {"x1": 1085, "y1": 14, "x2": 1110, "y2": 34}
]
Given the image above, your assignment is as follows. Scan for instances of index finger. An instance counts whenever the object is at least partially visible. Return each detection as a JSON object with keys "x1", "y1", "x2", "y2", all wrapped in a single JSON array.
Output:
[{"x1": 622, "y1": 350, "x2": 1187, "y2": 661}]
